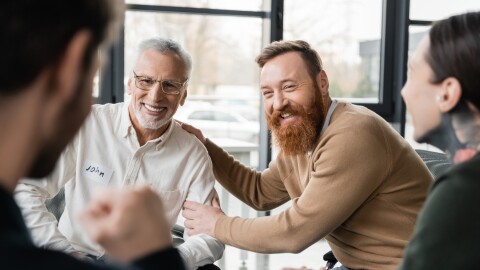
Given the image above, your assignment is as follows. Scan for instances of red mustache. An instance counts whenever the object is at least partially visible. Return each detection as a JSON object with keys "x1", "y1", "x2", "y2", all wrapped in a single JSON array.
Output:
[{"x1": 268, "y1": 107, "x2": 301, "y2": 128}]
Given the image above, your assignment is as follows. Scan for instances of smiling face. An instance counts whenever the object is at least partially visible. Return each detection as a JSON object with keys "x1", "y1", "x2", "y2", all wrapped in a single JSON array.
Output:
[
  {"x1": 401, "y1": 37, "x2": 443, "y2": 142},
  {"x1": 260, "y1": 52, "x2": 326, "y2": 155},
  {"x1": 127, "y1": 49, "x2": 187, "y2": 134}
]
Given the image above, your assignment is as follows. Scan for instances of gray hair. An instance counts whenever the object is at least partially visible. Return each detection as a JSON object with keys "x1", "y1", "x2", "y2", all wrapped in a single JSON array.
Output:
[{"x1": 135, "y1": 37, "x2": 192, "y2": 78}]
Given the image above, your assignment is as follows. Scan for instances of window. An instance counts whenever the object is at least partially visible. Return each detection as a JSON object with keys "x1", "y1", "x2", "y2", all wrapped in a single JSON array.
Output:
[
  {"x1": 92, "y1": 71, "x2": 101, "y2": 99},
  {"x1": 214, "y1": 112, "x2": 238, "y2": 122},
  {"x1": 284, "y1": 0, "x2": 383, "y2": 104},
  {"x1": 126, "y1": 0, "x2": 267, "y2": 11},
  {"x1": 188, "y1": 111, "x2": 214, "y2": 121},
  {"x1": 410, "y1": 0, "x2": 480, "y2": 21},
  {"x1": 124, "y1": 9, "x2": 263, "y2": 145},
  {"x1": 123, "y1": 4, "x2": 267, "y2": 269}
]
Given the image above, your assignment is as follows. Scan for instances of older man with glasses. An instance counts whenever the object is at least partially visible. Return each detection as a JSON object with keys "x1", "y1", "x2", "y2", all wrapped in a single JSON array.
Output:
[{"x1": 15, "y1": 37, "x2": 224, "y2": 270}]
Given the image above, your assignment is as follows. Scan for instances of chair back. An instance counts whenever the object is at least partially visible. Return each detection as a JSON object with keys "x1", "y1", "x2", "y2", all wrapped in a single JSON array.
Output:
[{"x1": 415, "y1": 149, "x2": 452, "y2": 180}]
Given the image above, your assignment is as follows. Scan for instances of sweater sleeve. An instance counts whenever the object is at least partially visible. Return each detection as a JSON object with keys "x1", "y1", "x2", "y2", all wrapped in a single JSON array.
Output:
[
  {"x1": 205, "y1": 139, "x2": 290, "y2": 210},
  {"x1": 212, "y1": 116, "x2": 391, "y2": 253}
]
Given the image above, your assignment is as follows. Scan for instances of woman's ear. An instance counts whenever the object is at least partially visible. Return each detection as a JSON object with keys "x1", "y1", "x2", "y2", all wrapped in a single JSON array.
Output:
[{"x1": 436, "y1": 77, "x2": 462, "y2": 113}]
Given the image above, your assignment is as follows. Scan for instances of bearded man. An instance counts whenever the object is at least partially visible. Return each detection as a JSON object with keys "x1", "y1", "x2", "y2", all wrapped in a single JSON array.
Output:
[{"x1": 180, "y1": 40, "x2": 433, "y2": 270}]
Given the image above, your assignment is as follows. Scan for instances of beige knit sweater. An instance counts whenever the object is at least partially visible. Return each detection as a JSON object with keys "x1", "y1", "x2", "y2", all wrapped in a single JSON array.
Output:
[{"x1": 206, "y1": 102, "x2": 432, "y2": 270}]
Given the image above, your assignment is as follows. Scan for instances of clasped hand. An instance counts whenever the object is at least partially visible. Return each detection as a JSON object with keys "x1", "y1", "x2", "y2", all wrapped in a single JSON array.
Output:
[{"x1": 79, "y1": 186, "x2": 172, "y2": 262}]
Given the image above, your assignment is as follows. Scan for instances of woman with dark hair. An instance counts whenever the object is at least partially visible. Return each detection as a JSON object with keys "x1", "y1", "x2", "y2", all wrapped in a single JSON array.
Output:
[{"x1": 399, "y1": 11, "x2": 480, "y2": 269}]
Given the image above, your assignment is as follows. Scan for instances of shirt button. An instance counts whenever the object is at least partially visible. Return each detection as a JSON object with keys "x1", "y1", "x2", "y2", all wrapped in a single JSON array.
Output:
[{"x1": 127, "y1": 178, "x2": 134, "y2": 186}]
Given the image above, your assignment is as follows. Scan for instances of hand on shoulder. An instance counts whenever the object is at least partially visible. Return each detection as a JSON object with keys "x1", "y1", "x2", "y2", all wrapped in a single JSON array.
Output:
[{"x1": 177, "y1": 120, "x2": 207, "y2": 145}]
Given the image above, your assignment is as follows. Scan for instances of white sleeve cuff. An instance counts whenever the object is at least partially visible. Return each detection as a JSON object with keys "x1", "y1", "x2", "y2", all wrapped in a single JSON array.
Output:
[
  {"x1": 177, "y1": 233, "x2": 224, "y2": 270},
  {"x1": 177, "y1": 245, "x2": 196, "y2": 270}
]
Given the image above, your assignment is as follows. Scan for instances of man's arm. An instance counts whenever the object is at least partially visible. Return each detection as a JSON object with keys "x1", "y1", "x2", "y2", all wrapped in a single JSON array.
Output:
[
  {"x1": 204, "y1": 138, "x2": 290, "y2": 210},
  {"x1": 180, "y1": 122, "x2": 290, "y2": 210},
  {"x1": 186, "y1": 123, "x2": 390, "y2": 253},
  {"x1": 14, "y1": 143, "x2": 78, "y2": 253},
  {"x1": 176, "y1": 148, "x2": 224, "y2": 270},
  {"x1": 178, "y1": 221, "x2": 224, "y2": 270},
  {"x1": 6, "y1": 181, "x2": 184, "y2": 270}
]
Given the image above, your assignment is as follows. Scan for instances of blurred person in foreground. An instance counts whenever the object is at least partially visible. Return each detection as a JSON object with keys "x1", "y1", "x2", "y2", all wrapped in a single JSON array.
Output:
[
  {"x1": 0, "y1": 0, "x2": 185, "y2": 269},
  {"x1": 15, "y1": 37, "x2": 223, "y2": 270},
  {"x1": 180, "y1": 40, "x2": 433, "y2": 270},
  {"x1": 399, "y1": 11, "x2": 480, "y2": 269}
]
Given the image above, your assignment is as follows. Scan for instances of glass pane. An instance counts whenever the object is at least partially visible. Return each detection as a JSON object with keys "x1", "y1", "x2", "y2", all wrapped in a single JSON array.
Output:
[
  {"x1": 92, "y1": 70, "x2": 100, "y2": 98},
  {"x1": 284, "y1": 0, "x2": 383, "y2": 103},
  {"x1": 404, "y1": 25, "x2": 442, "y2": 153},
  {"x1": 410, "y1": 0, "x2": 480, "y2": 21},
  {"x1": 279, "y1": 1, "x2": 382, "y2": 266},
  {"x1": 126, "y1": 0, "x2": 269, "y2": 12},
  {"x1": 125, "y1": 10, "x2": 263, "y2": 270}
]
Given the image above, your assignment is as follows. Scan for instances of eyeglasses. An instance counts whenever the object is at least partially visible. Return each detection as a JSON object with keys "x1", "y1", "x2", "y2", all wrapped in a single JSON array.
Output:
[{"x1": 133, "y1": 71, "x2": 188, "y2": 95}]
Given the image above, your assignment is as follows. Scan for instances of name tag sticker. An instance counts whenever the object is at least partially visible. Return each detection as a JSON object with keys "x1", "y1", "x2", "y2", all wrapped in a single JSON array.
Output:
[{"x1": 81, "y1": 160, "x2": 113, "y2": 185}]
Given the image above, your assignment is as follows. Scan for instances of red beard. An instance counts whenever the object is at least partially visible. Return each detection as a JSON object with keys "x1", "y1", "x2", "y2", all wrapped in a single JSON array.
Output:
[{"x1": 266, "y1": 104, "x2": 322, "y2": 156}]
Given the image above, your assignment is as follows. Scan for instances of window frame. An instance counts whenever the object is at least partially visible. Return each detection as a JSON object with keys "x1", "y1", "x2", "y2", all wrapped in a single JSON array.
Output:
[{"x1": 100, "y1": 0, "x2": 413, "y2": 132}]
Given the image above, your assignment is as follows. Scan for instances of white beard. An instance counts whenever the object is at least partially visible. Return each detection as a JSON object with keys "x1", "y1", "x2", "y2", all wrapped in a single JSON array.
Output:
[{"x1": 134, "y1": 105, "x2": 170, "y2": 130}]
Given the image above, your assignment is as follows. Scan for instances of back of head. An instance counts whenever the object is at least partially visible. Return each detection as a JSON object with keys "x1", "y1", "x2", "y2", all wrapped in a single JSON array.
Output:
[
  {"x1": 136, "y1": 37, "x2": 193, "y2": 78},
  {"x1": 256, "y1": 40, "x2": 323, "y2": 80},
  {"x1": 427, "y1": 11, "x2": 480, "y2": 110},
  {"x1": 0, "y1": 0, "x2": 124, "y2": 96}
]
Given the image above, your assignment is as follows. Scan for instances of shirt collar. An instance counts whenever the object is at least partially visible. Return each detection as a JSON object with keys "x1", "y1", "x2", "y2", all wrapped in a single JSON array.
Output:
[
  {"x1": 154, "y1": 119, "x2": 176, "y2": 150},
  {"x1": 120, "y1": 101, "x2": 132, "y2": 138},
  {"x1": 320, "y1": 99, "x2": 338, "y2": 135}
]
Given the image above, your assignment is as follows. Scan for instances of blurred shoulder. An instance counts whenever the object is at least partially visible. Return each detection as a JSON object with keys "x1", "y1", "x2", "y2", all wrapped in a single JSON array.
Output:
[{"x1": 435, "y1": 153, "x2": 480, "y2": 189}]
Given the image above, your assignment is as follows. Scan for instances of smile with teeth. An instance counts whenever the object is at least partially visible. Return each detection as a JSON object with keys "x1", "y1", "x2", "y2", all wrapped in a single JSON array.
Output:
[
  {"x1": 281, "y1": 112, "x2": 293, "y2": 119},
  {"x1": 143, "y1": 103, "x2": 165, "y2": 113}
]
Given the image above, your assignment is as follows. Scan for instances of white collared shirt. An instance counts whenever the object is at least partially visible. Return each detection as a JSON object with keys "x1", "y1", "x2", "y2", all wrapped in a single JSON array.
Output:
[{"x1": 15, "y1": 102, "x2": 224, "y2": 269}]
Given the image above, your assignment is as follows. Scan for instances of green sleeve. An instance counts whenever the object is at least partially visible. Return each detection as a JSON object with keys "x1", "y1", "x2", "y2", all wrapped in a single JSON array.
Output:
[{"x1": 398, "y1": 172, "x2": 480, "y2": 269}]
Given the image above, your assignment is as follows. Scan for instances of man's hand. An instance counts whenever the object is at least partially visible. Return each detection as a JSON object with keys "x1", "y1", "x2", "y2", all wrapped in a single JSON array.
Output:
[
  {"x1": 177, "y1": 120, "x2": 207, "y2": 144},
  {"x1": 182, "y1": 196, "x2": 224, "y2": 237},
  {"x1": 79, "y1": 186, "x2": 172, "y2": 262}
]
